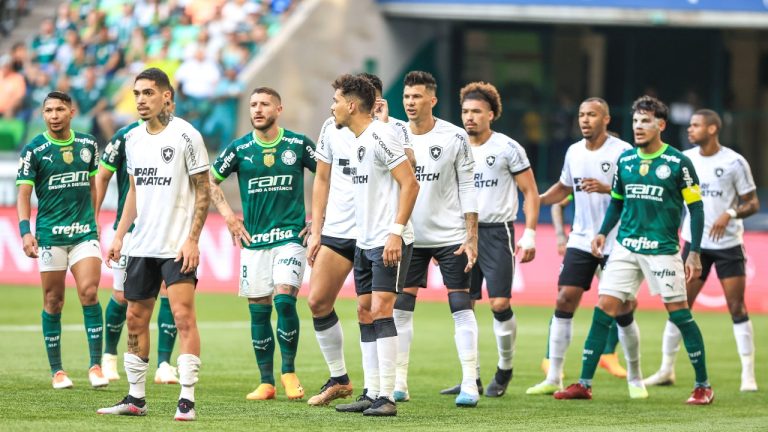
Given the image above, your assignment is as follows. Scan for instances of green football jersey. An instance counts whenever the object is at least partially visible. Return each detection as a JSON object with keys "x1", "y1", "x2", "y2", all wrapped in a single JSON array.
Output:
[
  {"x1": 211, "y1": 128, "x2": 317, "y2": 250},
  {"x1": 101, "y1": 120, "x2": 142, "y2": 231},
  {"x1": 16, "y1": 130, "x2": 100, "y2": 246},
  {"x1": 612, "y1": 143, "x2": 702, "y2": 255}
]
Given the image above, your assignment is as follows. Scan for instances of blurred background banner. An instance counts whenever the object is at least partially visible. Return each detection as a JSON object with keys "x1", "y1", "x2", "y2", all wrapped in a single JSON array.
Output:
[{"x1": 1, "y1": 206, "x2": 766, "y2": 313}]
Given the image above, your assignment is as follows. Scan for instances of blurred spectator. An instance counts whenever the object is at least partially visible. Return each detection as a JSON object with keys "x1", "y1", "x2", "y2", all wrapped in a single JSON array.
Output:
[
  {"x1": 203, "y1": 67, "x2": 244, "y2": 149},
  {"x1": 80, "y1": 9, "x2": 105, "y2": 45},
  {"x1": 54, "y1": 28, "x2": 81, "y2": 73},
  {"x1": 175, "y1": 48, "x2": 220, "y2": 129},
  {"x1": 89, "y1": 27, "x2": 121, "y2": 76},
  {"x1": 124, "y1": 27, "x2": 148, "y2": 72},
  {"x1": 73, "y1": 67, "x2": 114, "y2": 141},
  {"x1": 135, "y1": 0, "x2": 173, "y2": 30},
  {"x1": 111, "y1": 4, "x2": 138, "y2": 48},
  {"x1": 30, "y1": 19, "x2": 60, "y2": 74},
  {"x1": 0, "y1": 55, "x2": 27, "y2": 118},
  {"x1": 220, "y1": 31, "x2": 247, "y2": 70},
  {"x1": 222, "y1": 0, "x2": 259, "y2": 32},
  {"x1": 54, "y1": 3, "x2": 77, "y2": 37}
]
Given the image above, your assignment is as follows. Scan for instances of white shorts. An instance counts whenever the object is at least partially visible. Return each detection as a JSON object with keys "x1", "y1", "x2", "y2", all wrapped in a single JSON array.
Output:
[
  {"x1": 112, "y1": 232, "x2": 133, "y2": 291},
  {"x1": 38, "y1": 239, "x2": 102, "y2": 272},
  {"x1": 598, "y1": 243, "x2": 687, "y2": 303},
  {"x1": 239, "y1": 242, "x2": 306, "y2": 298}
]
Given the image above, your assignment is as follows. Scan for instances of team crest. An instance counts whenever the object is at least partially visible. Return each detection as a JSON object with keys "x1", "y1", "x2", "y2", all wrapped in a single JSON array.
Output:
[
  {"x1": 80, "y1": 148, "x2": 92, "y2": 164},
  {"x1": 655, "y1": 164, "x2": 671, "y2": 180},
  {"x1": 639, "y1": 160, "x2": 651, "y2": 176},
  {"x1": 429, "y1": 145, "x2": 443, "y2": 161},
  {"x1": 41, "y1": 250, "x2": 53, "y2": 265},
  {"x1": 263, "y1": 148, "x2": 276, "y2": 167},
  {"x1": 62, "y1": 151, "x2": 73, "y2": 164},
  {"x1": 357, "y1": 146, "x2": 366, "y2": 162},
  {"x1": 281, "y1": 149, "x2": 297, "y2": 166},
  {"x1": 161, "y1": 146, "x2": 175, "y2": 164},
  {"x1": 715, "y1": 167, "x2": 724, "y2": 178},
  {"x1": 601, "y1": 161, "x2": 612, "y2": 173},
  {"x1": 485, "y1": 155, "x2": 496, "y2": 167}
]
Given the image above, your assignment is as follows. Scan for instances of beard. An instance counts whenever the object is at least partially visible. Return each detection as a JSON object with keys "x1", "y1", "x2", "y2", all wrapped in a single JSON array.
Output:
[{"x1": 252, "y1": 116, "x2": 276, "y2": 132}]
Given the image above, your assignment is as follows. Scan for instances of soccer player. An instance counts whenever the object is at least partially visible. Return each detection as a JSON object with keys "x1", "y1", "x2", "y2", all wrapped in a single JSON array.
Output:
[
  {"x1": 393, "y1": 71, "x2": 482, "y2": 407},
  {"x1": 97, "y1": 68, "x2": 210, "y2": 420},
  {"x1": 644, "y1": 109, "x2": 760, "y2": 392},
  {"x1": 330, "y1": 74, "x2": 419, "y2": 416},
  {"x1": 209, "y1": 87, "x2": 316, "y2": 401},
  {"x1": 16, "y1": 91, "x2": 107, "y2": 390},
  {"x1": 527, "y1": 98, "x2": 637, "y2": 396},
  {"x1": 440, "y1": 81, "x2": 539, "y2": 398},
  {"x1": 554, "y1": 95, "x2": 714, "y2": 405},
  {"x1": 95, "y1": 98, "x2": 180, "y2": 385},
  {"x1": 307, "y1": 73, "x2": 413, "y2": 406}
]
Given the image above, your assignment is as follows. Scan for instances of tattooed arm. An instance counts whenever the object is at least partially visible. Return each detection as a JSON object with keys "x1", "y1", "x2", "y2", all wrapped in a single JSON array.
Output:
[
  {"x1": 209, "y1": 171, "x2": 251, "y2": 247},
  {"x1": 176, "y1": 171, "x2": 210, "y2": 273}
]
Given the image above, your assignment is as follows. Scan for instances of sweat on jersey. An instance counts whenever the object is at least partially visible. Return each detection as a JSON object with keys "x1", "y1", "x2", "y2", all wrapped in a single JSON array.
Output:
[
  {"x1": 101, "y1": 120, "x2": 142, "y2": 231},
  {"x1": 349, "y1": 120, "x2": 414, "y2": 249},
  {"x1": 681, "y1": 146, "x2": 756, "y2": 250},
  {"x1": 315, "y1": 116, "x2": 412, "y2": 240},
  {"x1": 471, "y1": 131, "x2": 531, "y2": 224},
  {"x1": 559, "y1": 135, "x2": 632, "y2": 254},
  {"x1": 611, "y1": 143, "x2": 702, "y2": 255},
  {"x1": 408, "y1": 118, "x2": 476, "y2": 248},
  {"x1": 125, "y1": 117, "x2": 210, "y2": 258},
  {"x1": 211, "y1": 127, "x2": 316, "y2": 250},
  {"x1": 16, "y1": 130, "x2": 99, "y2": 246}
]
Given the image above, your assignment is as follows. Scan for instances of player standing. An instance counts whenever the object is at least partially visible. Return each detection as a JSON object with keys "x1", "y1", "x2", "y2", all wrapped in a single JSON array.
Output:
[
  {"x1": 554, "y1": 95, "x2": 713, "y2": 405},
  {"x1": 209, "y1": 87, "x2": 316, "y2": 401},
  {"x1": 527, "y1": 98, "x2": 638, "y2": 396},
  {"x1": 16, "y1": 91, "x2": 107, "y2": 390},
  {"x1": 644, "y1": 109, "x2": 760, "y2": 392},
  {"x1": 97, "y1": 68, "x2": 210, "y2": 420}
]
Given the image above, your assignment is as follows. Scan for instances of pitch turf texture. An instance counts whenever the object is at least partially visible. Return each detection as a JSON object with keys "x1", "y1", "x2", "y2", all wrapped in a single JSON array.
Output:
[{"x1": 0, "y1": 286, "x2": 765, "y2": 431}]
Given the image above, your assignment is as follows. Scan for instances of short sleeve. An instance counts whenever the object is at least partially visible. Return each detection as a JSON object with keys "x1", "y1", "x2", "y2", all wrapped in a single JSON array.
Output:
[
  {"x1": 732, "y1": 155, "x2": 756, "y2": 196},
  {"x1": 211, "y1": 143, "x2": 238, "y2": 181},
  {"x1": 16, "y1": 146, "x2": 37, "y2": 186},
  {"x1": 453, "y1": 131, "x2": 475, "y2": 174},
  {"x1": 302, "y1": 136, "x2": 317, "y2": 172},
  {"x1": 559, "y1": 147, "x2": 573, "y2": 187},
  {"x1": 185, "y1": 128, "x2": 210, "y2": 175},
  {"x1": 101, "y1": 131, "x2": 125, "y2": 172},
  {"x1": 373, "y1": 126, "x2": 406, "y2": 170},
  {"x1": 678, "y1": 155, "x2": 702, "y2": 205},
  {"x1": 610, "y1": 163, "x2": 624, "y2": 200},
  {"x1": 390, "y1": 120, "x2": 412, "y2": 149},
  {"x1": 507, "y1": 139, "x2": 530, "y2": 175},
  {"x1": 315, "y1": 118, "x2": 334, "y2": 164}
]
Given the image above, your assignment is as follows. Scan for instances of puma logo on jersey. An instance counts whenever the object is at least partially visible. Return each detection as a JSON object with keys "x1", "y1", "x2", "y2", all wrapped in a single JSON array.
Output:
[
  {"x1": 625, "y1": 165, "x2": 633, "y2": 173},
  {"x1": 42, "y1": 155, "x2": 54, "y2": 164},
  {"x1": 243, "y1": 155, "x2": 255, "y2": 164}
]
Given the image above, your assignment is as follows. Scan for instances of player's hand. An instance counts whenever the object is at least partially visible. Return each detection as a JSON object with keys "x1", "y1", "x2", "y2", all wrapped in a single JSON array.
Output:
[
  {"x1": 455, "y1": 238, "x2": 478, "y2": 273},
  {"x1": 591, "y1": 234, "x2": 606, "y2": 258},
  {"x1": 373, "y1": 97, "x2": 389, "y2": 122},
  {"x1": 685, "y1": 251, "x2": 702, "y2": 283},
  {"x1": 225, "y1": 214, "x2": 251, "y2": 248},
  {"x1": 176, "y1": 238, "x2": 200, "y2": 274},
  {"x1": 708, "y1": 212, "x2": 731, "y2": 242},
  {"x1": 306, "y1": 230, "x2": 321, "y2": 267},
  {"x1": 105, "y1": 237, "x2": 122, "y2": 269},
  {"x1": 383, "y1": 234, "x2": 402, "y2": 267},
  {"x1": 299, "y1": 221, "x2": 312, "y2": 247},
  {"x1": 515, "y1": 228, "x2": 536, "y2": 263},
  {"x1": 580, "y1": 178, "x2": 611, "y2": 194},
  {"x1": 22, "y1": 233, "x2": 38, "y2": 258}
]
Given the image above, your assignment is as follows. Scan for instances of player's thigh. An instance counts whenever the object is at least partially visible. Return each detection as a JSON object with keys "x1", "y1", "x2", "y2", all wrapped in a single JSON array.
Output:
[
  {"x1": 112, "y1": 233, "x2": 132, "y2": 292},
  {"x1": 239, "y1": 248, "x2": 274, "y2": 299},
  {"x1": 403, "y1": 247, "x2": 432, "y2": 289},
  {"x1": 638, "y1": 253, "x2": 687, "y2": 304},
  {"x1": 308, "y1": 244, "x2": 354, "y2": 306},
  {"x1": 477, "y1": 224, "x2": 514, "y2": 300},
  {"x1": 682, "y1": 241, "x2": 716, "y2": 282},
  {"x1": 272, "y1": 242, "x2": 307, "y2": 295},
  {"x1": 124, "y1": 257, "x2": 164, "y2": 301},
  {"x1": 469, "y1": 264, "x2": 484, "y2": 301},
  {"x1": 38, "y1": 245, "x2": 69, "y2": 272},
  {"x1": 353, "y1": 246, "x2": 374, "y2": 297},
  {"x1": 69, "y1": 240, "x2": 102, "y2": 296},
  {"x1": 369, "y1": 243, "x2": 412, "y2": 294},
  {"x1": 598, "y1": 245, "x2": 644, "y2": 303},
  {"x1": 164, "y1": 278, "x2": 197, "y2": 323},
  {"x1": 558, "y1": 248, "x2": 601, "y2": 291},
  {"x1": 40, "y1": 269, "x2": 67, "y2": 311},
  {"x1": 433, "y1": 244, "x2": 471, "y2": 289}
]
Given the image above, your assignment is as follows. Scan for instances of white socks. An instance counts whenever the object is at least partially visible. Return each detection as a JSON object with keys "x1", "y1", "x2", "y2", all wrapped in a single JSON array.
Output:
[
  {"x1": 546, "y1": 316, "x2": 572, "y2": 385},
  {"x1": 659, "y1": 319, "x2": 681, "y2": 372},
  {"x1": 733, "y1": 320, "x2": 755, "y2": 381},
  {"x1": 177, "y1": 353, "x2": 200, "y2": 402},
  {"x1": 493, "y1": 315, "x2": 517, "y2": 370},
  {"x1": 316, "y1": 321, "x2": 347, "y2": 378},
  {"x1": 453, "y1": 309, "x2": 479, "y2": 395},
  {"x1": 376, "y1": 335, "x2": 398, "y2": 400},
  {"x1": 360, "y1": 324, "x2": 379, "y2": 399},
  {"x1": 124, "y1": 353, "x2": 148, "y2": 399},
  {"x1": 393, "y1": 309, "x2": 414, "y2": 393},
  {"x1": 618, "y1": 321, "x2": 642, "y2": 383}
]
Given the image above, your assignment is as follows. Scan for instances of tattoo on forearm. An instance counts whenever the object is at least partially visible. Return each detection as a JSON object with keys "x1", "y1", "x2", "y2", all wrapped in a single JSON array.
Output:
[
  {"x1": 210, "y1": 178, "x2": 226, "y2": 207},
  {"x1": 189, "y1": 172, "x2": 210, "y2": 241},
  {"x1": 465, "y1": 212, "x2": 478, "y2": 238},
  {"x1": 127, "y1": 333, "x2": 140, "y2": 354}
]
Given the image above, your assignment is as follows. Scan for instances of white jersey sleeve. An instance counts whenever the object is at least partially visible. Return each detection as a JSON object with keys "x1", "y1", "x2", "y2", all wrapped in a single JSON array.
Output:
[
  {"x1": 184, "y1": 127, "x2": 209, "y2": 175},
  {"x1": 472, "y1": 132, "x2": 529, "y2": 223},
  {"x1": 559, "y1": 146, "x2": 574, "y2": 187},
  {"x1": 315, "y1": 116, "x2": 357, "y2": 239},
  {"x1": 455, "y1": 129, "x2": 478, "y2": 215},
  {"x1": 315, "y1": 117, "x2": 334, "y2": 165},
  {"x1": 388, "y1": 116, "x2": 412, "y2": 149}
]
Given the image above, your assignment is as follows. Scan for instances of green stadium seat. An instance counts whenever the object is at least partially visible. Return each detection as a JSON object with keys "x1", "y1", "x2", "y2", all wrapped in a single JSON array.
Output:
[{"x1": 0, "y1": 119, "x2": 25, "y2": 150}]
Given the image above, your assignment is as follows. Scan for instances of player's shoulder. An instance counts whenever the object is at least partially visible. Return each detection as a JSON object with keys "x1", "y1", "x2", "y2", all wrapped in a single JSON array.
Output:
[
  {"x1": 73, "y1": 131, "x2": 99, "y2": 148},
  {"x1": 605, "y1": 135, "x2": 632, "y2": 151},
  {"x1": 387, "y1": 116, "x2": 410, "y2": 134},
  {"x1": 22, "y1": 134, "x2": 49, "y2": 154},
  {"x1": 490, "y1": 131, "x2": 524, "y2": 151},
  {"x1": 112, "y1": 120, "x2": 142, "y2": 141},
  {"x1": 281, "y1": 128, "x2": 312, "y2": 146},
  {"x1": 617, "y1": 147, "x2": 638, "y2": 163},
  {"x1": 435, "y1": 117, "x2": 466, "y2": 136},
  {"x1": 224, "y1": 131, "x2": 256, "y2": 153},
  {"x1": 169, "y1": 116, "x2": 203, "y2": 139},
  {"x1": 661, "y1": 144, "x2": 687, "y2": 165}
]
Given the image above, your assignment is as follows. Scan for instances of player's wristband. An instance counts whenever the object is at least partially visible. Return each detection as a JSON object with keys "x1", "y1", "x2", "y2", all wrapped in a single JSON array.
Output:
[
  {"x1": 725, "y1": 208, "x2": 738, "y2": 219},
  {"x1": 19, "y1": 220, "x2": 31, "y2": 237},
  {"x1": 390, "y1": 223, "x2": 405, "y2": 237},
  {"x1": 517, "y1": 228, "x2": 536, "y2": 250}
]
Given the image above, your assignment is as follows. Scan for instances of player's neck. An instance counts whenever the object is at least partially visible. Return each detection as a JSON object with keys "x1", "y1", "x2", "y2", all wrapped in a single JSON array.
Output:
[
  {"x1": 638, "y1": 138, "x2": 664, "y2": 155},
  {"x1": 46, "y1": 127, "x2": 72, "y2": 142},
  {"x1": 253, "y1": 125, "x2": 280, "y2": 143},
  {"x1": 697, "y1": 138, "x2": 721, "y2": 156},
  {"x1": 468, "y1": 129, "x2": 492, "y2": 146},
  {"x1": 585, "y1": 132, "x2": 609, "y2": 150},
  {"x1": 146, "y1": 113, "x2": 172, "y2": 134},
  {"x1": 349, "y1": 115, "x2": 373, "y2": 138},
  {"x1": 409, "y1": 115, "x2": 436, "y2": 135}
]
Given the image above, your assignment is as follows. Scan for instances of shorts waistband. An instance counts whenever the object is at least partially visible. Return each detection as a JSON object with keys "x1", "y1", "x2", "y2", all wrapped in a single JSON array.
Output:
[{"x1": 478, "y1": 221, "x2": 514, "y2": 229}]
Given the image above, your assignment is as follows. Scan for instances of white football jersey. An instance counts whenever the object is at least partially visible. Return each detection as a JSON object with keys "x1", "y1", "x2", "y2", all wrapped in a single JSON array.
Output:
[
  {"x1": 125, "y1": 117, "x2": 210, "y2": 258},
  {"x1": 681, "y1": 146, "x2": 756, "y2": 249},
  {"x1": 349, "y1": 120, "x2": 414, "y2": 249},
  {"x1": 560, "y1": 136, "x2": 632, "y2": 254},
  {"x1": 471, "y1": 132, "x2": 530, "y2": 223},
  {"x1": 316, "y1": 116, "x2": 412, "y2": 240},
  {"x1": 408, "y1": 118, "x2": 476, "y2": 247}
]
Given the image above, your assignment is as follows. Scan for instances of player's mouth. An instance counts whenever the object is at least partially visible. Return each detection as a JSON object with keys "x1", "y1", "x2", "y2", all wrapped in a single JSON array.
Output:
[{"x1": 406, "y1": 108, "x2": 417, "y2": 116}]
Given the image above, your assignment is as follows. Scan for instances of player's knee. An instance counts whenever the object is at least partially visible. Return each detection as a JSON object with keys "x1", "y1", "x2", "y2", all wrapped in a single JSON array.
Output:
[
  {"x1": 394, "y1": 292, "x2": 417, "y2": 312},
  {"x1": 356, "y1": 303, "x2": 372, "y2": 322},
  {"x1": 44, "y1": 298, "x2": 64, "y2": 314},
  {"x1": 489, "y1": 297, "x2": 510, "y2": 313},
  {"x1": 307, "y1": 292, "x2": 332, "y2": 316},
  {"x1": 448, "y1": 290, "x2": 472, "y2": 313},
  {"x1": 555, "y1": 289, "x2": 580, "y2": 312},
  {"x1": 492, "y1": 306, "x2": 513, "y2": 322},
  {"x1": 171, "y1": 308, "x2": 195, "y2": 332},
  {"x1": 615, "y1": 311, "x2": 635, "y2": 327},
  {"x1": 78, "y1": 288, "x2": 99, "y2": 305}
]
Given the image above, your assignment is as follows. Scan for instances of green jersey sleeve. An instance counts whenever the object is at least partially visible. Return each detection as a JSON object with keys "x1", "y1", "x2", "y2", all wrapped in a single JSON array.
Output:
[
  {"x1": 16, "y1": 145, "x2": 37, "y2": 186},
  {"x1": 610, "y1": 163, "x2": 624, "y2": 200},
  {"x1": 678, "y1": 155, "x2": 702, "y2": 205},
  {"x1": 211, "y1": 143, "x2": 239, "y2": 181},
  {"x1": 302, "y1": 136, "x2": 317, "y2": 173}
]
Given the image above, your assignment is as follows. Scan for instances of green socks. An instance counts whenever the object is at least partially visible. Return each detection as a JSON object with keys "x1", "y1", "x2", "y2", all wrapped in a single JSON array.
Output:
[
  {"x1": 249, "y1": 303, "x2": 275, "y2": 385},
  {"x1": 104, "y1": 297, "x2": 127, "y2": 355},
  {"x1": 82, "y1": 303, "x2": 103, "y2": 367},
  {"x1": 603, "y1": 320, "x2": 620, "y2": 355},
  {"x1": 274, "y1": 294, "x2": 299, "y2": 374},
  {"x1": 579, "y1": 307, "x2": 613, "y2": 386},
  {"x1": 42, "y1": 310, "x2": 63, "y2": 374},
  {"x1": 669, "y1": 308, "x2": 709, "y2": 386},
  {"x1": 157, "y1": 296, "x2": 177, "y2": 366}
]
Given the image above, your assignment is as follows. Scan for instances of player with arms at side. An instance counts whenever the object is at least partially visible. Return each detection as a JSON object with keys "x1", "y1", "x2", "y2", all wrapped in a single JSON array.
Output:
[
  {"x1": 97, "y1": 68, "x2": 210, "y2": 420},
  {"x1": 528, "y1": 98, "x2": 638, "y2": 396},
  {"x1": 644, "y1": 109, "x2": 760, "y2": 392},
  {"x1": 554, "y1": 95, "x2": 713, "y2": 405},
  {"x1": 16, "y1": 91, "x2": 107, "y2": 390},
  {"x1": 209, "y1": 87, "x2": 316, "y2": 401}
]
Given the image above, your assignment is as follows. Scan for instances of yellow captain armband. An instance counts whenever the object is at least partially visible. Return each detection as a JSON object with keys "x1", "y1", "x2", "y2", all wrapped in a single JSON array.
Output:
[
  {"x1": 681, "y1": 185, "x2": 702, "y2": 204},
  {"x1": 610, "y1": 191, "x2": 624, "y2": 200}
]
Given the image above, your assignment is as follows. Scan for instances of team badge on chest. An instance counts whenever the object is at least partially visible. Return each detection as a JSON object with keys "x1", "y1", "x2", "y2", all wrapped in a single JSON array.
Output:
[
  {"x1": 486, "y1": 155, "x2": 496, "y2": 167},
  {"x1": 263, "y1": 148, "x2": 276, "y2": 167},
  {"x1": 429, "y1": 145, "x2": 443, "y2": 161},
  {"x1": 161, "y1": 146, "x2": 175, "y2": 163},
  {"x1": 281, "y1": 149, "x2": 297, "y2": 165},
  {"x1": 715, "y1": 167, "x2": 724, "y2": 178},
  {"x1": 62, "y1": 150, "x2": 74, "y2": 165},
  {"x1": 601, "y1": 161, "x2": 611, "y2": 173},
  {"x1": 357, "y1": 146, "x2": 366, "y2": 162},
  {"x1": 655, "y1": 164, "x2": 671, "y2": 179},
  {"x1": 639, "y1": 160, "x2": 651, "y2": 176}
]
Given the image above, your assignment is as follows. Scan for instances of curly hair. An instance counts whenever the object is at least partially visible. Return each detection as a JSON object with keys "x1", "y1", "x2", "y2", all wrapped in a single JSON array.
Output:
[
  {"x1": 460, "y1": 81, "x2": 502, "y2": 121},
  {"x1": 631, "y1": 95, "x2": 668, "y2": 121},
  {"x1": 332, "y1": 74, "x2": 375, "y2": 113},
  {"x1": 357, "y1": 72, "x2": 383, "y2": 94},
  {"x1": 403, "y1": 70, "x2": 437, "y2": 93}
]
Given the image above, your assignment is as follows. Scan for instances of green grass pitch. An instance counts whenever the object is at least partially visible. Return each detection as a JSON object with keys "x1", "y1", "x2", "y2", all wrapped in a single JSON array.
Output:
[{"x1": 0, "y1": 285, "x2": 765, "y2": 431}]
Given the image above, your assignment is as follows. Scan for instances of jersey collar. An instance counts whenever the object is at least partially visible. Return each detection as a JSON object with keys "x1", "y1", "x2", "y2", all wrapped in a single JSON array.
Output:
[
  {"x1": 252, "y1": 127, "x2": 284, "y2": 148},
  {"x1": 43, "y1": 129, "x2": 75, "y2": 146},
  {"x1": 637, "y1": 143, "x2": 668, "y2": 160}
]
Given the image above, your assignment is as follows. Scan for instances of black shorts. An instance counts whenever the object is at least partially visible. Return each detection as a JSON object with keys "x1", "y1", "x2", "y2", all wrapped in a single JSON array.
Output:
[
  {"x1": 124, "y1": 257, "x2": 198, "y2": 301},
  {"x1": 321, "y1": 235, "x2": 356, "y2": 263},
  {"x1": 353, "y1": 243, "x2": 413, "y2": 295},
  {"x1": 405, "y1": 244, "x2": 470, "y2": 289},
  {"x1": 557, "y1": 248, "x2": 609, "y2": 290},
  {"x1": 470, "y1": 222, "x2": 514, "y2": 300},
  {"x1": 681, "y1": 242, "x2": 746, "y2": 281}
]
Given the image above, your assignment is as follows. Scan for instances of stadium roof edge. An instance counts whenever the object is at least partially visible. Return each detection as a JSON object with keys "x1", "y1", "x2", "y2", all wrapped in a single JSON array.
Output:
[{"x1": 378, "y1": 4, "x2": 768, "y2": 28}]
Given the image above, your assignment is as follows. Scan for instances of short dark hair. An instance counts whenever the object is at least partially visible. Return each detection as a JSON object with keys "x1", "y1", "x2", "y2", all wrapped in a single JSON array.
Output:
[
  {"x1": 581, "y1": 97, "x2": 610, "y2": 117},
  {"x1": 460, "y1": 81, "x2": 503, "y2": 121},
  {"x1": 251, "y1": 87, "x2": 282, "y2": 103},
  {"x1": 693, "y1": 108, "x2": 722, "y2": 132},
  {"x1": 43, "y1": 91, "x2": 72, "y2": 105},
  {"x1": 631, "y1": 95, "x2": 668, "y2": 121},
  {"x1": 404, "y1": 70, "x2": 437, "y2": 93},
  {"x1": 332, "y1": 74, "x2": 375, "y2": 113},
  {"x1": 134, "y1": 67, "x2": 172, "y2": 92},
  {"x1": 357, "y1": 73, "x2": 383, "y2": 94}
]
